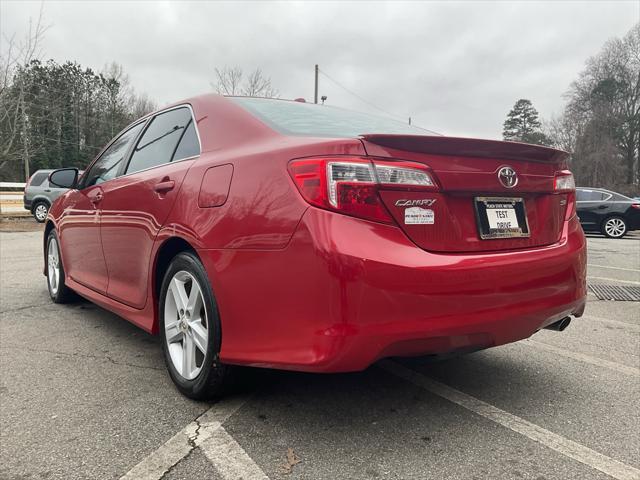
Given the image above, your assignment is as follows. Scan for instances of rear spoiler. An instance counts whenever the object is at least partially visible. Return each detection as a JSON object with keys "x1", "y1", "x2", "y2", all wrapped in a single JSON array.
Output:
[{"x1": 360, "y1": 134, "x2": 569, "y2": 163}]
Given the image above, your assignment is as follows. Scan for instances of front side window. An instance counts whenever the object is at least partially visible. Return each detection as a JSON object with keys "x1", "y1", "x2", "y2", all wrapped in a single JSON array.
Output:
[
  {"x1": 83, "y1": 122, "x2": 145, "y2": 187},
  {"x1": 126, "y1": 107, "x2": 197, "y2": 175}
]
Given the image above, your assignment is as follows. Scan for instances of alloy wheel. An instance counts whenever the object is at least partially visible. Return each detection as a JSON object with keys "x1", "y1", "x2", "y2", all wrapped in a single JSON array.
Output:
[
  {"x1": 604, "y1": 218, "x2": 626, "y2": 238},
  {"x1": 35, "y1": 204, "x2": 48, "y2": 221},
  {"x1": 164, "y1": 270, "x2": 209, "y2": 380},
  {"x1": 47, "y1": 237, "x2": 60, "y2": 295}
]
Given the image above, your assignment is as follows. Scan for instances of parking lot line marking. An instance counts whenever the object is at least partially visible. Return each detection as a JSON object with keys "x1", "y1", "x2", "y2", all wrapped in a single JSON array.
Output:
[
  {"x1": 524, "y1": 340, "x2": 639, "y2": 377},
  {"x1": 587, "y1": 276, "x2": 640, "y2": 285},
  {"x1": 119, "y1": 395, "x2": 248, "y2": 480},
  {"x1": 582, "y1": 314, "x2": 640, "y2": 332},
  {"x1": 588, "y1": 264, "x2": 640, "y2": 273},
  {"x1": 380, "y1": 360, "x2": 640, "y2": 480},
  {"x1": 200, "y1": 428, "x2": 270, "y2": 480}
]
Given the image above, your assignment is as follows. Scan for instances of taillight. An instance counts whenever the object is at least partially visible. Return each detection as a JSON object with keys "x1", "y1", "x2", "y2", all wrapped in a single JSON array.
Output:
[
  {"x1": 631, "y1": 204, "x2": 640, "y2": 210},
  {"x1": 554, "y1": 171, "x2": 575, "y2": 192},
  {"x1": 288, "y1": 157, "x2": 436, "y2": 224},
  {"x1": 554, "y1": 171, "x2": 576, "y2": 220}
]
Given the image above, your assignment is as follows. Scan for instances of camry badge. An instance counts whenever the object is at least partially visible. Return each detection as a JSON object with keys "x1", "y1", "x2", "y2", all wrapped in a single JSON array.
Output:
[
  {"x1": 395, "y1": 199, "x2": 437, "y2": 207},
  {"x1": 498, "y1": 166, "x2": 518, "y2": 188}
]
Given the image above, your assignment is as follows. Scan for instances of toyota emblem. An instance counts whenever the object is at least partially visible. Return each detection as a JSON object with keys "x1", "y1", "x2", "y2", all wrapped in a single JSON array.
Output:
[{"x1": 498, "y1": 166, "x2": 518, "y2": 188}]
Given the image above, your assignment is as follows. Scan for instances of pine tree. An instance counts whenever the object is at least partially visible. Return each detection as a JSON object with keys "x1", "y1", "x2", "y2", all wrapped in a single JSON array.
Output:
[{"x1": 502, "y1": 99, "x2": 548, "y2": 145}]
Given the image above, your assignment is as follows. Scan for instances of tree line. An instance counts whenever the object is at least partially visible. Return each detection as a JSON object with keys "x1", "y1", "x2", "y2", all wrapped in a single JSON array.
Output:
[
  {"x1": 0, "y1": 59, "x2": 156, "y2": 182},
  {"x1": 503, "y1": 23, "x2": 639, "y2": 194},
  {"x1": 0, "y1": 11, "x2": 155, "y2": 183}
]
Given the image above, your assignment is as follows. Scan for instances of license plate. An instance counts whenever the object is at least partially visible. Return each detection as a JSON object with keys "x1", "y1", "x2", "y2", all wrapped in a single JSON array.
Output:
[{"x1": 474, "y1": 197, "x2": 530, "y2": 239}]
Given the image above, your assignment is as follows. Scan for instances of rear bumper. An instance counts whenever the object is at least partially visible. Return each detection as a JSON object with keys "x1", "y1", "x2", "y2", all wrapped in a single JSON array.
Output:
[{"x1": 201, "y1": 209, "x2": 587, "y2": 372}]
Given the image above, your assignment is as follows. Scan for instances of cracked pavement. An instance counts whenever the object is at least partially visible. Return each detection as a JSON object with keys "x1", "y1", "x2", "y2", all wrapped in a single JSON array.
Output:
[{"x1": 1, "y1": 227, "x2": 639, "y2": 480}]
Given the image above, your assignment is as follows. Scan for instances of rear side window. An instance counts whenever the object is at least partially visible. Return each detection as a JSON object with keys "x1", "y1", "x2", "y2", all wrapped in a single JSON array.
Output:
[
  {"x1": 29, "y1": 172, "x2": 49, "y2": 187},
  {"x1": 172, "y1": 121, "x2": 200, "y2": 161},
  {"x1": 232, "y1": 97, "x2": 436, "y2": 138},
  {"x1": 576, "y1": 190, "x2": 604, "y2": 201},
  {"x1": 610, "y1": 193, "x2": 631, "y2": 201},
  {"x1": 126, "y1": 107, "x2": 196, "y2": 175}
]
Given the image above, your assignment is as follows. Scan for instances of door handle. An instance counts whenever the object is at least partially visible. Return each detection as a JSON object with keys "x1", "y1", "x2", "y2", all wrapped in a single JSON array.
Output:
[
  {"x1": 90, "y1": 191, "x2": 103, "y2": 204},
  {"x1": 154, "y1": 180, "x2": 175, "y2": 193},
  {"x1": 597, "y1": 205, "x2": 607, "y2": 209},
  {"x1": 44, "y1": 189, "x2": 51, "y2": 192}
]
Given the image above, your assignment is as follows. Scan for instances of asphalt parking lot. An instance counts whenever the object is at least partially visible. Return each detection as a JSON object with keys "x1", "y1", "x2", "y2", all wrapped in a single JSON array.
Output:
[{"x1": 1, "y1": 225, "x2": 638, "y2": 480}]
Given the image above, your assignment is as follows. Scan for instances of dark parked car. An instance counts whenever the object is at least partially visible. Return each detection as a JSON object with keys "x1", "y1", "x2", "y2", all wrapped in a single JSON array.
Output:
[{"x1": 576, "y1": 187, "x2": 640, "y2": 238}]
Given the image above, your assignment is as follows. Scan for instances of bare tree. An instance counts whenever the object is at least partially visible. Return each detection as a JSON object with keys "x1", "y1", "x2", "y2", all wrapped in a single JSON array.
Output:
[
  {"x1": 568, "y1": 24, "x2": 639, "y2": 185},
  {"x1": 212, "y1": 66, "x2": 244, "y2": 95},
  {"x1": 242, "y1": 68, "x2": 278, "y2": 98},
  {"x1": 543, "y1": 115, "x2": 579, "y2": 155},
  {"x1": 130, "y1": 93, "x2": 157, "y2": 119},
  {"x1": 544, "y1": 23, "x2": 639, "y2": 191},
  {"x1": 0, "y1": 3, "x2": 49, "y2": 179},
  {"x1": 211, "y1": 66, "x2": 278, "y2": 98}
]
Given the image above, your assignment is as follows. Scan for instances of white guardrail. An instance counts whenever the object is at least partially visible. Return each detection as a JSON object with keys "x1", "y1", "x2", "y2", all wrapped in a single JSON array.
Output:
[
  {"x1": 0, "y1": 182, "x2": 27, "y2": 188},
  {"x1": 0, "y1": 182, "x2": 27, "y2": 215}
]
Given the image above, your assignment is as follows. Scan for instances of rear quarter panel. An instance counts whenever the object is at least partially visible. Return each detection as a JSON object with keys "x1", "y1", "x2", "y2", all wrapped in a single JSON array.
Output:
[
  {"x1": 167, "y1": 138, "x2": 366, "y2": 250},
  {"x1": 150, "y1": 95, "x2": 368, "y2": 333}
]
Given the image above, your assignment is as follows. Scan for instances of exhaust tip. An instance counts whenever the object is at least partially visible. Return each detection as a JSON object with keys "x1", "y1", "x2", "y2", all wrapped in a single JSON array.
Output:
[{"x1": 544, "y1": 316, "x2": 572, "y2": 332}]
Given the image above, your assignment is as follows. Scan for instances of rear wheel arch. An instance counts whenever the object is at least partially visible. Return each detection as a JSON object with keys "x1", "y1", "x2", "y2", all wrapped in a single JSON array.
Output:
[
  {"x1": 152, "y1": 237, "x2": 200, "y2": 330},
  {"x1": 31, "y1": 197, "x2": 51, "y2": 212},
  {"x1": 32, "y1": 195, "x2": 51, "y2": 206}
]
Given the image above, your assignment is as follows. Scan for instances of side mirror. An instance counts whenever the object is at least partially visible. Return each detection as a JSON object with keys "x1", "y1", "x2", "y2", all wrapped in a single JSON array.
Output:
[{"x1": 49, "y1": 168, "x2": 79, "y2": 189}]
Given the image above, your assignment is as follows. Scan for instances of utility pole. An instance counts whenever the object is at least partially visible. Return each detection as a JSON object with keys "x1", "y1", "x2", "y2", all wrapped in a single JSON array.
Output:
[
  {"x1": 314, "y1": 64, "x2": 319, "y2": 104},
  {"x1": 408, "y1": 117, "x2": 412, "y2": 125},
  {"x1": 21, "y1": 97, "x2": 30, "y2": 182}
]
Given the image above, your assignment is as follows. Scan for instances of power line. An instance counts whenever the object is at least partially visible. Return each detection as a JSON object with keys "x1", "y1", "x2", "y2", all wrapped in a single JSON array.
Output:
[
  {"x1": 317, "y1": 68, "x2": 408, "y2": 122},
  {"x1": 28, "y1": 135, "x2": 104, "y2": 151},
  {"x1": 6, "y1": 100, "x2": 137, "y2": 131},
  {"x1": 21, "y1": 110, "x2": 127, "y2": 130},
  {"x1": 12, "y1": 77, "x2": 141, "y2": 98},
  {"x1": 19, "y1": 97, "x2": 134, "y2": 117}
]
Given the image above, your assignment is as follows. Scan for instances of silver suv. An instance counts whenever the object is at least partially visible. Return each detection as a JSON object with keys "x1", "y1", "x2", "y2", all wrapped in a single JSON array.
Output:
[{"x1": 23, "y1": 170, "x2": 69, "y2": 222}]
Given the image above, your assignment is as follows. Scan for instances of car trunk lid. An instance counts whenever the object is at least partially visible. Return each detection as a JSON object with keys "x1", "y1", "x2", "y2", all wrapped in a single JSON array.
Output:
[{"x1": 361, "y1": 134, "x2": 572, "y2": 253}]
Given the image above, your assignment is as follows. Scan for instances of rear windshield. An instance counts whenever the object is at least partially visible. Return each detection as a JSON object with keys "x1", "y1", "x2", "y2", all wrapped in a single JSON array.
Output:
[{"x1": 231, "y1": 97, "x2": 437, "y2": 138}]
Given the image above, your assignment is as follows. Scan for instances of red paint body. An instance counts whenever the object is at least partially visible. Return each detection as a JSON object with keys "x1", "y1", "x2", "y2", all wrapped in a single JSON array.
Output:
[{"x1": 47, "y1": 94, "x2": 587, "y2": 372}]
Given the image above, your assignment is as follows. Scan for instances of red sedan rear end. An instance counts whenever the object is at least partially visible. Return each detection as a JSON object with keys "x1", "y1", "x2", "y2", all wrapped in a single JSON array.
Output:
[{"x1": 45, "y1": 95, "x2": 586, "y2": 398}]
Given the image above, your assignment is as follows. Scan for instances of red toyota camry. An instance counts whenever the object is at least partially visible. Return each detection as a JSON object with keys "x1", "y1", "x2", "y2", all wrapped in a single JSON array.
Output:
[{"x1": 44, "y1": 95, "x2": 587, "y2": 399}]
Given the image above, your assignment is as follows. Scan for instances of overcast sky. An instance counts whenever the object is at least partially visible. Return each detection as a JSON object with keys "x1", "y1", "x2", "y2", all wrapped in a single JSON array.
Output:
[{"x1": 2, "y1": 1, "x2": 638, "y2": 139}]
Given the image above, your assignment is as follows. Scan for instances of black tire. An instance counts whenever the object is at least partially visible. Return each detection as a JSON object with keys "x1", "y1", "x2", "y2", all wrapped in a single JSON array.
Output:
[
  {"x1": 46, "y1": 230, "x2": 75, "y2": 303},
  {"x1": 159, "y1": 251, "x2": 233, "y2": 400},
  {"x1": 33, "y1": 201, "x2": 49, "y2": 223},
  {"x1": 601, "y1": 216, "x2": 627, "y2": 239}
]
